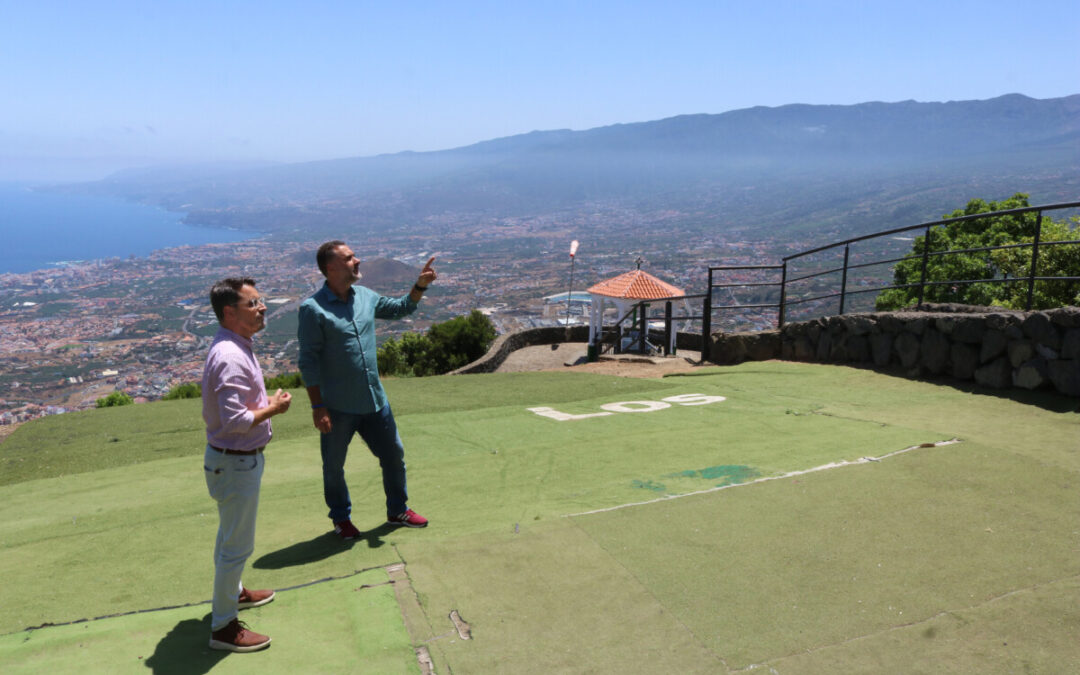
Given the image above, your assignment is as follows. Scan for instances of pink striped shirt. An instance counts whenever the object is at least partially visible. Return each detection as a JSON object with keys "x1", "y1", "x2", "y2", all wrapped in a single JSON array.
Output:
[{"x1": 201, "y1": 327, "x2": 271, "y2": 451}]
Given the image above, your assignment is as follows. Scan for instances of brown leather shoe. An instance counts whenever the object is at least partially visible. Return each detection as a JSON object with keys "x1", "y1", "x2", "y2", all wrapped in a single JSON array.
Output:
[
  {"x1": 209, "y1": 618, "x2": 271, "y2": 652},
  {"x1": 238, "y1": 586, "x2": 275, "y2": 609}
]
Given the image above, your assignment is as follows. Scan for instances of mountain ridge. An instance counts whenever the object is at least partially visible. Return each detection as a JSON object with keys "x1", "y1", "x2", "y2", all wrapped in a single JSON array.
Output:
[{"x1": 63, "y1": 93, "x2": 1080, "y2": 240}]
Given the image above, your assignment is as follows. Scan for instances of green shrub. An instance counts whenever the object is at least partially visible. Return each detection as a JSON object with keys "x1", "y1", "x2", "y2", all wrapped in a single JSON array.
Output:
[
  {"x1": 378, "y1": 310, "x2": 496, "y2": 377},
  {"x1": 96, "y1": 392, "x2": 134, "y2": 408},
  {"x1": 264, "y1": 372, "x2": 304, "y2": 389},
  {"x1": 162, "y1": 382, "x2": 202, "y2": 400}
]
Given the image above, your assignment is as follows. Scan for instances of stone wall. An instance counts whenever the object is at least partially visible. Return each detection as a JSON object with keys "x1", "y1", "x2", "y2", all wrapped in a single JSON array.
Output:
[
  {"x1": 709, "y1": 304, "x2": 1080, "y2": 396},
  {"x1": 451, "y1": 326, "x2": 704, "y2": 374},
  {"x1": 452, "y1": 326, "x2": 591, "y2": 374}
]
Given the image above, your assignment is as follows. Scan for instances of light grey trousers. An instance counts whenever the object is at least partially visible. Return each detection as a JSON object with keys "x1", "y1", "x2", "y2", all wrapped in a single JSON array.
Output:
[{"x1": 203, "y1": 445, "x2": 264, "y2": 631}]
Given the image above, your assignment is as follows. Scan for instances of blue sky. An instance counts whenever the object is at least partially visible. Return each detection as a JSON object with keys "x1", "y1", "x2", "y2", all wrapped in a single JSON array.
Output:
[{"x1": 2, "y1": 0, "x2": 1077, "y2": 181}]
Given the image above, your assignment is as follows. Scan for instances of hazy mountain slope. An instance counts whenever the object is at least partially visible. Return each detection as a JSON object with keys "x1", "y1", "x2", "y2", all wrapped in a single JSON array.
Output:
[{"x1": 66, "y1": 94, "x2": 1080, "y2": 238}]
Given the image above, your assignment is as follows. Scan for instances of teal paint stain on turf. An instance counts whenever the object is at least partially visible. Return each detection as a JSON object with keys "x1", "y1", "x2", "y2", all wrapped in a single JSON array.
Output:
[
  {"x1": 631, "y1": 479, "x2": 667, "y2": 492},
  {"x1": 633, "y1": 465, "x2": 759, "y2": 493},
  {"x1": 665, "y1": 465, "x2": 760, "y2": 487}
]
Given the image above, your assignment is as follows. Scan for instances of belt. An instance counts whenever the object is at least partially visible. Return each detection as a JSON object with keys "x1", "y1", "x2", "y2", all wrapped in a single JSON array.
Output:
[{"x1": 209, "y1": 445, "x2": 265, "y2": 456}]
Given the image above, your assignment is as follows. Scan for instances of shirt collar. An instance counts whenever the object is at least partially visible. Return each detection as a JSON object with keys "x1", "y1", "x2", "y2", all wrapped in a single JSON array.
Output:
[
  {"x1": 216, "y1": 325, "x2": 254, "y2": 349},
  {"x1": 319, "y1": 281, "x2": 355, "y2": 304}
]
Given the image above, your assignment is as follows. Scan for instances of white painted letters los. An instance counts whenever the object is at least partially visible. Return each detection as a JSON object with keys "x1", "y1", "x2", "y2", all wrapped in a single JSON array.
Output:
[{"x1": 527, "y1": 393, "x2": 726, "y2": 421}]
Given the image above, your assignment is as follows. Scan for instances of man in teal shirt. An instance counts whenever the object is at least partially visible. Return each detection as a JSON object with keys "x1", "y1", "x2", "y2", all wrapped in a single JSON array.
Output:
[{"x1": 297, "y1": 240, "x2": 436, "y2": 538}]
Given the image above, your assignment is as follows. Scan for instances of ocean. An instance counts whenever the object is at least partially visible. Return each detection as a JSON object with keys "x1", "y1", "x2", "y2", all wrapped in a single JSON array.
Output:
[{"x1": 0, "y1": 182, "x2": 257, "y2": 275}]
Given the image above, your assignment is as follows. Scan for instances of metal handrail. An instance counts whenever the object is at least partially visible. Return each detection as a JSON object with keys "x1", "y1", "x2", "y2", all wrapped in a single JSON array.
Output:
[
  {"x1": 783, "y1": 201, "x2": 1080, "y2": 261},
  {"x1": 701, "y1": 200, "x2": 1080, "y2": 355},
  {"x1": 788, "y1": 237, "x2": 1080, "y2": 279},
  {"x1": 702, "y1": 264, "x2": 788, "y2": 360}
]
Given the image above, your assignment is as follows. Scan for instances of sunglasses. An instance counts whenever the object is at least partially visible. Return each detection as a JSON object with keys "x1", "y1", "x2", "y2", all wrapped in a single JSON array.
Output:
[{"x1": 235, "y1": 297, "x2": 266, "y2": 309}]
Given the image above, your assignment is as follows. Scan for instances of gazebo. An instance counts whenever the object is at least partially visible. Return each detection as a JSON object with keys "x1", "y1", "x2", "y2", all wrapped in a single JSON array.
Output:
[{"x1": 586, "y1": 268, "x2": 685, "y2": 356}]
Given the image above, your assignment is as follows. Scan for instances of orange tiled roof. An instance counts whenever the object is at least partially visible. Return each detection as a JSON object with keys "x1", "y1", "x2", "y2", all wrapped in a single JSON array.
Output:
[{"x1": 587, "y1": 270, "x2": 685, "y2": 300}]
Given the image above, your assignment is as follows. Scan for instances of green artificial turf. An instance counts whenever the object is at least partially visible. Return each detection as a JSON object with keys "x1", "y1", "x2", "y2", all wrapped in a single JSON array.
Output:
[
  {"x1": 0, "y1": 440, "x2": 403, "y2": 635},
  {"x1": 765, "y1": 576, "x2": 1080, "y2": 674},
  {"x1": 573, "y1": 440, "x2": 1080, "y2": 668},
  {"x1": 1, "y1": 362, "x2": 1077, "y2": 673},
  {"x1": 398, "y1": 523, "x2": 723, "y2": 674},
  {"x1": 0, "y1": 569, "x2": 418, "y2": 675},
  {"x1": 0, "y1": 372, "x2": 674, "y2": 486},
  {"x1": 2, "y1": 367, "x2": 936, "y2": 635}
]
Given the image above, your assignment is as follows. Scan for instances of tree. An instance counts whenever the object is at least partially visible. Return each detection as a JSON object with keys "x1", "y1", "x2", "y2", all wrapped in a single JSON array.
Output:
[
  {"x1": 96, "y1": 391, "x2": 134, "y2": 408},
  {"x1": 423, "y1": 310, "x2": 498, "y2": 373},
  {"x1": 377, "y1": 310, "x2": 496, "y2": 377},
  {"x1": 875, "y1": 193, "x2": 1080, "y2": 311},
  {"x1": 378, "y1": 331, "x2": 439, "y2": 377},
  {"x1": 399, "y1": 331, "x2": 437, "y2": 376},
  {"x1": 376, "y1": 335, "x2": 408, "y2": 377}
]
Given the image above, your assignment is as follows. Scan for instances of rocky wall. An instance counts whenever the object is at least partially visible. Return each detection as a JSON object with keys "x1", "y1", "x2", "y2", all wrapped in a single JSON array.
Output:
[{"x1": 709, "y1": 304, "x2": 1080, "y2": 396}]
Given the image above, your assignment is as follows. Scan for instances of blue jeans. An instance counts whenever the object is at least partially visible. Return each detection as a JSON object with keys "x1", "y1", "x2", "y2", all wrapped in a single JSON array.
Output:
[
  {"x1": 321, "y1": 405, "x2": 409, "y2": 521},
  {"x1": 204, "y1": 445, "x2": 264, "y2": 631}
]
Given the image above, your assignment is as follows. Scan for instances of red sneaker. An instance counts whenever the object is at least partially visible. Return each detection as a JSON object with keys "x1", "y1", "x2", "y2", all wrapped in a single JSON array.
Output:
[
  {"x1": 334, "y1": 520, "x2": 361, "y2": 540},
  {"x1": 387, "y1": 509, "x2": 428, "y2": 528},
  {"x1": 238, "y1": 586, "x2": 275, "y2": 609},
  {"x1": 209, "y1": 618, "x2": 271, "y2": 652}
]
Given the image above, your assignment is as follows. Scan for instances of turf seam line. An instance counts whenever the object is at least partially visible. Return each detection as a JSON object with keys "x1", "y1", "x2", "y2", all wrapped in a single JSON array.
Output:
[
  {"x1": 387, "y1": 550, "x2": 452, "y2": 673},
  {"x1": 733, "y1": 571, "x2": 1080, "y2": 671},
  {"x1": 422, "y1": 629, "x2": 459, "y2": 643},
  {"x1": 10, "y1": 563, "x2": 393, "y2": 635},
  {"x1": 565, "y1": 438, "x2": 962, "y2": 518},
  {"x1": 568, "y1": 518, "x2": 734, "y2": 671},
  {"x1": 274, "y1": 564, "x2": 392, "y2": 593}
]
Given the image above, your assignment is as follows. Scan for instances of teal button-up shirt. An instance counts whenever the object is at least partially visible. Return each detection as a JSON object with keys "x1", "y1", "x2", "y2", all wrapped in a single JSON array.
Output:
[{"x1": 297, "y1": 282, "x2": 418, "y2": 414}]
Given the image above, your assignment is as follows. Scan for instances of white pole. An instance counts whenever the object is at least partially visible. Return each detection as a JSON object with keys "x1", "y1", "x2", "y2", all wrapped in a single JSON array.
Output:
[
  {"x1": 565, "y1": 258, "x2": 576, "y2": 327},
  {"x1": 565, "y1": 240, "x2": 579, "y2": 337}
]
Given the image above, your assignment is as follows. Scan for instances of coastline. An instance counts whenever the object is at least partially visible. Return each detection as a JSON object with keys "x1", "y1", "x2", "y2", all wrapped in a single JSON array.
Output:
[{"x1": 0, "y1": 181, "x2": 263, "y2": 276}]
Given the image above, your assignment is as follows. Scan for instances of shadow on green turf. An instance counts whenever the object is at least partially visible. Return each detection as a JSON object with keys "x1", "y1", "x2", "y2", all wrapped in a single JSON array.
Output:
[
  {"x1": 943, "y1": 378, "x2": 1080, "y2": 413},
  {"x1": 671, "y1": 362, "x2": 1080, "y2": 413},
  {"x1": 252, "y1": 523, "x2": 395, "y2": 570},
  {"x1": 663, "y1": 368, "x2": 798, "y2": 378},
  {"x1": 852, "y1": 362, "x2": 1080, "y2": 413},
  {"x1": 144, "y1": 613, "x2": 227, "y2": 675}
]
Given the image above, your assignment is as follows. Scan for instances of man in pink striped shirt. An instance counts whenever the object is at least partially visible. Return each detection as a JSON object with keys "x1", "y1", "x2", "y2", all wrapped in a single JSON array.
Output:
[{"x1": 202, "y1": 277, "x2": 292, "y2": 652}]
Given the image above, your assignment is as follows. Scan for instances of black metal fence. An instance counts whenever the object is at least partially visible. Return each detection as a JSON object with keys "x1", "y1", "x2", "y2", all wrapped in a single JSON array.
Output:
[
  {"x1": 703, "y1": 200, "x2": 1080, "y2": 358},
  {"x1": 599, "y1": 201, "x2": 1080, "y2": 362}
]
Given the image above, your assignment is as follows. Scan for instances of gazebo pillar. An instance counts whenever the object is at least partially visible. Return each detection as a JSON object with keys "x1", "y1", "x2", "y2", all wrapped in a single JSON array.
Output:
[
  {"x1": 587, "y1": 295, "x2": 601, "y2": 361},
  {"x1": 588, "y1": 295, "x2": 602, "y2": 346}
]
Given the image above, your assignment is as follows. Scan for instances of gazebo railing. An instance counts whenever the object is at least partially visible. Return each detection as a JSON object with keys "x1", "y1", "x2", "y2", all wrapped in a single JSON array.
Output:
[{"x1": 596, "y1": 293, "x2": 707, "y2": 356}]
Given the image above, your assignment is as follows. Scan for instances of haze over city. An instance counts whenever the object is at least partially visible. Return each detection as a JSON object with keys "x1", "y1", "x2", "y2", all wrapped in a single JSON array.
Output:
[{"x1": 2, "y1": 0, "x2": 1078, "y2": 182}]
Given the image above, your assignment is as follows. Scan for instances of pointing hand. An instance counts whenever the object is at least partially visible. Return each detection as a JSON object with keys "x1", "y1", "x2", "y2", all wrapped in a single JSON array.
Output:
[{"x1": 417, "y1": 257, "x2": 437, "y2": 288}]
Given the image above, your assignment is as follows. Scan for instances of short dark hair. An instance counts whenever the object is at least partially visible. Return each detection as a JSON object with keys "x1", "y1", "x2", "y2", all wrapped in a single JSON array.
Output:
[
  {"x1": 210, "y1": 277, "x2": 256, "y2": 322},
  {"x1": 316, "y1": 240, "x2": 346, "y2": 276}
]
